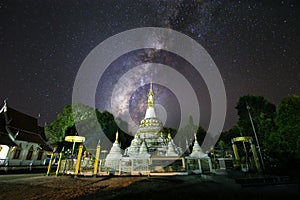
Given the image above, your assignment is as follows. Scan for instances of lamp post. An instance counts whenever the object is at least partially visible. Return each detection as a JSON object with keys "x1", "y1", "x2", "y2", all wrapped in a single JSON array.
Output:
[
  {"x1": 65, "y1": 136, "x2": 85, "y2": 155},
  {"x1": 246, "y1": 103, "x2": 265, "y2": 171}
]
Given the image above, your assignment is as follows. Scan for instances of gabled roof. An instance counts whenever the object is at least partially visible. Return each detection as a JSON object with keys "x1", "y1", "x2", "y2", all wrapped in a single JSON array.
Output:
[{"x1": 0, "y1": 104, "x2": 52, "y2": 152}]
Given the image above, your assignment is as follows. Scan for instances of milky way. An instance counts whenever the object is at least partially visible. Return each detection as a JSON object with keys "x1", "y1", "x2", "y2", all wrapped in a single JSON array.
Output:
[{"x1": 0, "y1": 0, "x2": 299, "y2": 131}]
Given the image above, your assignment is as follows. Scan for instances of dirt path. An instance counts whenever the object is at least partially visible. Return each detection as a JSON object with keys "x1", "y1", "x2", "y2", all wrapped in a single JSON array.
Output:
[
  {"x1": 0, "y1": 174, "x2": 147, "y2": 200},
  {"x1": 0, "y1": 174, "x2": 299, "y2": 200}
]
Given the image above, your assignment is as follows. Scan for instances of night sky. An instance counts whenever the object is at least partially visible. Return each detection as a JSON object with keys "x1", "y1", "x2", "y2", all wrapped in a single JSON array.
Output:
[{"x1": 0, "y1": 0, "x2": 299, "y2": 132}]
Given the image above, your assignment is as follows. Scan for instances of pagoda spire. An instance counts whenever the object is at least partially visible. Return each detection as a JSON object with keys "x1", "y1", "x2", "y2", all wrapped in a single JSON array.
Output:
[
  {"x1": 144, "y1": 83, "x2": 156, "y2": 119},
  {"x1": 114, "y1": 130, "x2": 119, "y2": 144},
  {"x1": 147, "y1": 82, "x2": 154, "y2": 108},
  {"x1": 168, "y1": 131, "x2": 172, "y2": 142}
]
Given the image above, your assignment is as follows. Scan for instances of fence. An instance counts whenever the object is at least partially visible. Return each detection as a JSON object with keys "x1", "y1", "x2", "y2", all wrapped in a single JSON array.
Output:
[{"x1": 47, "y1": 144, "x2": 216, "y2": 176}]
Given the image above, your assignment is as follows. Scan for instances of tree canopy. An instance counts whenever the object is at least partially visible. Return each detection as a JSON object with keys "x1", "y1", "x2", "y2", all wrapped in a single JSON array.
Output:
[
  {"x1": 236, "y1": 95, "x2": 276, "y2": 141},
  {"x1": 45, "y1": 103, "x2": 133, "y2": 152},
  {"x1": 266, "y1": 95, "x2": 300, "y2": 163},
  {"x1": 226, "y1": 94, "x2": 300, "y2": 169}
]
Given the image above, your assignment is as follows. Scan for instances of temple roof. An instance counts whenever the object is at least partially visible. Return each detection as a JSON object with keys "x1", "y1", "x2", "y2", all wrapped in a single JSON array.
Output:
[{"x1": 0, "y1": 103, "x2": 52, "y2": 151}]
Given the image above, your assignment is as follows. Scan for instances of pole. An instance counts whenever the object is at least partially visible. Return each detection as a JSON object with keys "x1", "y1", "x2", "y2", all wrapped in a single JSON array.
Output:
[
  {"x1": 242, "y1": 141, "x2": 249, "y2": 170},
  {"x1": 246, "y1": 104, "x2": 265, "y2": 170},
  {"x1": 93, "y1": 142, "x2": 101, "y2": 177},
  {"x1": 46, "y1": 152, "x2": 55, "y2": 176},
  {"x1": 72, "y1": 140, "x2": 76, "y2": 155},
  {"x1": 250, "y1": 140, "x2": 262, "y2": 173},
  {"x1": 231, "y1": 140, "x2": 240, "y2": 167},
  {"x1": 74, "y1": 144, "x2": 83, "y2": 177},
  {"x1": 56, "y1": 147, "x2": 64, "y2": 176}
]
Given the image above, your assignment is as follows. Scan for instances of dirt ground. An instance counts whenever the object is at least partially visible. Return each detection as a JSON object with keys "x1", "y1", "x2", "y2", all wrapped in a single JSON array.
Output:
[{"x1": 0, "y1": 173, "x2": 300, "y2": 200}]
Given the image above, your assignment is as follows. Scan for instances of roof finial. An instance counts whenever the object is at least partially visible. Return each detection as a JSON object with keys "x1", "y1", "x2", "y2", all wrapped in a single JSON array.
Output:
[{"x1": 1, "y1": 98, "x2": 8, "y2": 113}]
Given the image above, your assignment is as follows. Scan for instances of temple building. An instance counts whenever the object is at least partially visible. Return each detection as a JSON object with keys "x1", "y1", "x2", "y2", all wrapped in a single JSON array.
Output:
[{"x1": 0, "y1": 100, "x2": 52, "y2": 170}]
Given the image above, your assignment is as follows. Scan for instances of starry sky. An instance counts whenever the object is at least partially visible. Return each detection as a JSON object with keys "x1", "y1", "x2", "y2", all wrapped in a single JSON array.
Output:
[{"x1": 0, "y1": 0, "x2": 299, "y2": 132}]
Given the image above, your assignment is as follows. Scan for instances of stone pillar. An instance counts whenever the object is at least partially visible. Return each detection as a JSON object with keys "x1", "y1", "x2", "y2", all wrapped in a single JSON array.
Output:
[
  {"x1": 93, "y1": 143, "x2": 101, "y2": 177},
  {"x1": 20, "y1": 143, "x2": 28, "y2": 165},
  {"x1": 181, "y1": 157, "x2": 186, "y2": 170},
  {"x1": 250, "y1": 140, "x2": 262, "y2": 173},
  {"x1": 208, "y1": 158, "x2": 213, "y2": 173},
  {"x1": 198, "y1": 159, "x2": 202, "y2": 174},
  {"x1": 186, "y1": 158, "x2": 189, "y2": 173},
  {"x1": 74, "y1": 145, "x2": 83, "y2": 177},
  {"x1": 6, "y1": 147, "x2": 13, "y2": 164}
]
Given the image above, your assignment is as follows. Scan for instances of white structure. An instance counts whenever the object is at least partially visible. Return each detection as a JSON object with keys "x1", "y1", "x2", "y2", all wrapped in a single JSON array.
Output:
[
  {"x1": 125, "y1": 83, "x2": 178, "y2": 157},
  {"x1": 105, "y1": 131, "x2": 123, "y2": 170},
  {"x1": 102, "y1": 84, "x2": 214, "y2": 174},
  {"x1": 186, "y1": 133, "x2": 213, "y2": 174},
  {"x1": 189, "y1": 133, "x2": 208, "y2": 158},
  {"x1": 166, "y1": 133, "x2": 179, "y2": 156}
]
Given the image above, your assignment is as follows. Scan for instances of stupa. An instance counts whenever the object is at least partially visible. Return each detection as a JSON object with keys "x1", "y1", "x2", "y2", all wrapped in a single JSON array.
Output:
[
  {"x1": 189, "y1": 133, "x2": 208, "y2": 158},
  {"x1": 125, "y1": 83, "x2": 177, "y2": 157},
  {"x1": 166, "y1": 132, "x2": 179, "y2": 156},
  {"x1": 105, "y1": 131, "x2": 123, "y2": 168}
]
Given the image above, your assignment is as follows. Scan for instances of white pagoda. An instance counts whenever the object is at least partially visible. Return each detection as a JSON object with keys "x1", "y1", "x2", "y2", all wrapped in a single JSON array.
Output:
[
  {"x1": 189, "y1": 133, "x2": 208, "y2": 158},
  {"x1": 105, "y1": 131, "x2": 122, "y2": 169},
  {"x1": 125, "y1": 83, "x2": 178, "y2": 157}
]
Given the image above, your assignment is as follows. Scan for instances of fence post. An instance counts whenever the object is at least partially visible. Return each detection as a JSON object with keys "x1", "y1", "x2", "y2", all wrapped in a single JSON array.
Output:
[
  {"x1": 56, "y1": 148, "x2": 64, "y2": 176},
  {"x1": 250, "y1": 140, "x2": 262, "y2": 173},
  {"x1": 74, "y1": 145, "x2": 83, "y2": 177},
  {"x1": 181, "y1": 157, "x2": 186, "y2": 170},
  {"x1": 46, "y1": 152, "x2": 55, "y2": 176},
  {"x1": 93, "y1": 143, "x2": 101, "y2": 177}
]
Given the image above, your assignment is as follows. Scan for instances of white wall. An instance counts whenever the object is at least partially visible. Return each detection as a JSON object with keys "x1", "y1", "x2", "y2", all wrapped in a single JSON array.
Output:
[{"x1": 0, "y1": 145, "x2": 9, "y2": 162}]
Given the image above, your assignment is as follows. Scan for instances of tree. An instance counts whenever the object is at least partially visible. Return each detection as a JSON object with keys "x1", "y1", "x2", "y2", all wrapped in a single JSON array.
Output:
[
  {"x1": 270, "y1": 95, "x2": 300, "y2": 163},
  {"x1": 218, "y1": 124, "x2": 242, "y2": 147},
  {"x1": 196, "y1": 125, "x2": 207, "y2": 145},
  {"x1": 45, "y1": 103, "x2": 134, "y2": 151},
  {"x1": 175, "y1": 114, "x2": 209, "y2": 154},
  {"x1": 45, "y1": 104, "x2": 74, "y2": 146},
  {"x1": 235, "y1": 95, "x2": 276, "y2": 146},
  {"x1": 161, "y1": 127, "x2": 177, "y2": 139},
  {"x1": 45, "y1": 103, "x2": 97, "y2": 151},
  {"x1": 176, "y1": 115, "x2": 198, "y2": 152},
  {"x1": 96, "y1": 110, "x2": 133, "y2": 149}
]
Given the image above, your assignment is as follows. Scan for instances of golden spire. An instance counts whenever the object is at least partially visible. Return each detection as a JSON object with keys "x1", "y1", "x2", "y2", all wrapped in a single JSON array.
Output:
[
  {"x1": 149, "y1": 82, "x2": 153, "y2": 95},
  {"x1": 147, "y1": 82, "x2": 154, "y2": 108},
  {"x1": 168, "y1": 131, "x2": 171, "y2": 142},
  {"x1": 115, "y1": 130, "x2": 119, "y2": 143}
]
